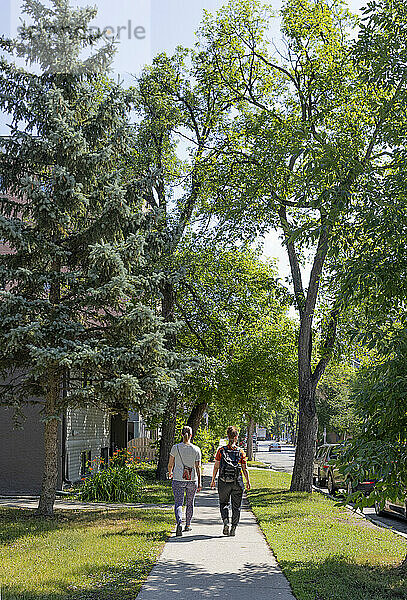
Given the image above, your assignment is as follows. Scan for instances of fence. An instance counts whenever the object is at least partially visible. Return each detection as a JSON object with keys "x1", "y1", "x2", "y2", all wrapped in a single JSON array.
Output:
[{"x1": 127, "y1": 437, "x2": 157, "y2": 461}]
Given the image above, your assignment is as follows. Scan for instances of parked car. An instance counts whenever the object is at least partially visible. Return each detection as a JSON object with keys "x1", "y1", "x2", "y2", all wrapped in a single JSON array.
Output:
[
  {"x1": 375, "y1": 496, "x2": 407, "y2": 520},
  {"x1": 269, "y1": 441, "x2": 282, "y2": 452},
  {"x1": 241, "y1": 435, "x2": 258, "y2": 453},
  {"x1": 313, "y1": 443, "x2": 375, "y2": 496}
]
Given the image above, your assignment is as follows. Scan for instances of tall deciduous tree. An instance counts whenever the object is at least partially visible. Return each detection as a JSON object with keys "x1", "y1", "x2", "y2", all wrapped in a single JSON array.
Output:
[
  {"x1": 0, "y1": 0, "x2": 176, "y2": 515},
  {"x1": 131, "y1": 51, "x2": 235, "y2": 478},
  {"x1": 195, "y1": 0, "x2": 407, "y2": 490}
]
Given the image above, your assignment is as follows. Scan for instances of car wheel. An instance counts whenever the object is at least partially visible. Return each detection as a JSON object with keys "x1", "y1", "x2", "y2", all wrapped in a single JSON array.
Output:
[
  {"x1": 374, "y1": 501, "x2": 385, "y2": 516},
  {"x1": 327, "y1": 473, "x2": 336, "y2": 496},
  {"x1": 317, "y1": 470, "x2": 325, "y2": 488}
]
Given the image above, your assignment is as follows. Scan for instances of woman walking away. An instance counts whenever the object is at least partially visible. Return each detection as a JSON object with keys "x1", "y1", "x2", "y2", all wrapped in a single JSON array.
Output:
[
  {"x1": 168, "y1": 426, "x2": 202, "y2": 536},
  {"x1": 210, "y1": 426, "x2": 251, "y2": 537}
]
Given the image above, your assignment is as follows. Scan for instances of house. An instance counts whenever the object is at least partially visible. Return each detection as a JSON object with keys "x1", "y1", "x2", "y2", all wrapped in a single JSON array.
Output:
[{"x1": 0, "y1": 402, "x2": 150, "y2": 495}]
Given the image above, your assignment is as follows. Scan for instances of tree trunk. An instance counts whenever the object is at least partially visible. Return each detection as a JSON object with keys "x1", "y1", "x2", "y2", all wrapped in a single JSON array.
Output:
[
  {"x1": 246, "y1": 417, "x2": 255, "y2": 461},
  {"x1": 156, "y1": 393, "x2": 178, "y2": 479},
  {"x1": 279, "y1": 206, "x2": 337, "y2": 492},
  {"x1": 37, "y1": 266, "x2": 61, "y2": 517},
  {"x1": 186, "y1": 401, "x2": 208, "y2": 439},
  {"x1": 293, "y1": 413, "x2": 299, "y2": 446},
  {"x1": 290, "y1": 358, "x2": 318, "y2": 492},
  {"x1": 156, "y1": 281, "x2": 177, "y2": 480},
  {"x1": 36, "y1": 373, "x2": 60, "y2": 517}
]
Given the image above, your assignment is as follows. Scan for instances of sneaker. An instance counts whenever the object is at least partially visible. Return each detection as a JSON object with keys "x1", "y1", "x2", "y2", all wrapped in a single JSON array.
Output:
[
  {"x1": 184, "y1": 525, "x2": 192, "y2": 532},
  {"x1": 176, "y1": 524, "x2": 183, "y2": 537},
  {"x1": 230, "y1": 525, "x2": 237, "y2": 536},
  {"x1": 223, "y1": 523, "x2": 230, "y2": 536}
]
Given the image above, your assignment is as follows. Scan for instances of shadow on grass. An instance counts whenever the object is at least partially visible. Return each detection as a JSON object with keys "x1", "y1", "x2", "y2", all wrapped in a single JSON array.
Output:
[
  {"x1": 101, "y1": 528, "x2": 169, "y2": 542},
  {"x1": 248, "y1": 488, "x2": 310, "y2": 507},
  {"x1": 1, "y1": 560, "x2": 291, "y2": 600},
  {"x1": 2, "y1": 557, "x2": 158, "y2": 600},
  {"x1": 281, "y1": 556, "x2": 407, "y2": 600},
  {"x1": 10, "y1": 557, "x2": 403, "y2": 600},
  {"x1": 3, "y1": 553, "x2": 406, "y2": 600},
  {"x1": 0, "y1": 508, "x2": 172, "y2": 545}
]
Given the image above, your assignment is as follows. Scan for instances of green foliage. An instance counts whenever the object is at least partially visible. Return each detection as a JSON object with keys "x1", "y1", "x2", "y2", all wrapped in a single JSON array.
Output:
[
  {"x1": 316, "y1": 360, "x2": 358, "y2": 439},
  {"x1": 328, "y1": 1, "x2": 407, "y2": 510},
  {"x1": 324, "y1": 0, "x2": 407, "y2": 336},
  {"x1": 340, "y1": 326, "x2": 407, "y2": 510},
  {"x1": 0, "y1": 0, "x2": 177, "y2": 418},
  {"x1": 218, "y1": 317, "x2": 298, "y2": 424},
  {"x1": 129, "y1": 34, "x2": 240, "y2": 469},
  {"x1": 198, "y1": 0, "x2": 367, "y2": 234},
  {"x1": 193, "y1": 426, "x2": 220, "y2": 462},
  {"x1": 175, "y1": 245, "x2": 296, "y2": 436},
  {"x1": 193, "y1": 0, "x2": 407, "y2": 488},
  {"x1": 175, "y1": 244, "x2": 289, "y2": 355},
  {"x1": 196, "y1": 0, "x2": 407, "y2": 372},
  {"x1": 79, "y1": 450, "x2": 145, "y2": 503}
]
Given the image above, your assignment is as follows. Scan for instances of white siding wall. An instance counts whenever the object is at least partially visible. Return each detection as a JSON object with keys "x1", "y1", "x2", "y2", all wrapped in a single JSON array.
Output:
[
  {"x1": 128, "y1": 410, "x2": 149, "y2": 438},
  {"x1": 66, "y1": 406, "x2": 110, "y2": 482}
]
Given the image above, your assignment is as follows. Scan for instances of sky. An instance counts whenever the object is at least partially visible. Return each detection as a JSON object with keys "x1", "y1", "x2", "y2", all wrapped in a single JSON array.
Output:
[{"x1": 1, "y1": 0, "x2": 366, "y2": 282}]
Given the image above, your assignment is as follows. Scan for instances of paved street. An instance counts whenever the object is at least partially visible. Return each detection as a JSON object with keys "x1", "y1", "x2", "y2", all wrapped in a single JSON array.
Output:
[
  {"x1": 255, "y1": 441, "x2": 407, "y2": 538},
  {"x1": 137, "y1": 464, "x2": 296, "y2": 600},
  {"x1": 364, "y1": 507, "x2": 407, "y2": 537},
  {"x1": 255, "y1": 441, "x2": 296, "y2": 473}
]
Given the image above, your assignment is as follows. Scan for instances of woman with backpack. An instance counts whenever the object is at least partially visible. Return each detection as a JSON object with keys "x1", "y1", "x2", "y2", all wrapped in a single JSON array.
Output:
[
  {"x1": 168, "y1": 425, "x2": 202, "y2": 537},
  {"x1": 210, "y1": 425, "x2": 251, "y2": 536}
]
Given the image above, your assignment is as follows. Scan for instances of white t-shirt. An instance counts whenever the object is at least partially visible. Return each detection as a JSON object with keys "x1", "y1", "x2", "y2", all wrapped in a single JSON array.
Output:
[{"x1": 170, "y1": 442, "x2": 201, "y2": 482}]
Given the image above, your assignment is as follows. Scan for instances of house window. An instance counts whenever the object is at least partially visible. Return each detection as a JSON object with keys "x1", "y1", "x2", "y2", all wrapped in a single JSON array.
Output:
[
  {"x1": 100, "y1": 447, "x2": 109, "y2": 469},
  {"x1": 80, "y1": 450, "x2": 91, "y2": 476},
  {"x1": 127, "y1": 421, "x2": 135, "y2": 442}
]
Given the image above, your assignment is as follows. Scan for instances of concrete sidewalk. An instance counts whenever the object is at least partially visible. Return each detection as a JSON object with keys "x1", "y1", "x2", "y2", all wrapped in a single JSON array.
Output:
[
  {"x1": 0, "y1": 496, "x2": 171, "y2": 511},
  {"x1": 137, "y1": 464, "x2": 297, "y2": 600}
]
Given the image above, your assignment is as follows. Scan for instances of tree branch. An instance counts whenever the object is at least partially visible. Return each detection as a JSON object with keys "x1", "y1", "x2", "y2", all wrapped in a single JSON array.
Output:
[
  {"x1": 278, "y1": 204, "x2": 306, "y2": 315},
  {"x1": 312, "y1": 307, "x2": 339, "y2": 385}
]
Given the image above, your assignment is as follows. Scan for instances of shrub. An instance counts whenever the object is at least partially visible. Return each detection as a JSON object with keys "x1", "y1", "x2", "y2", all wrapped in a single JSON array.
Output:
[{"x1": 79, "y1": 449, "x2": 145, "y2": 502}]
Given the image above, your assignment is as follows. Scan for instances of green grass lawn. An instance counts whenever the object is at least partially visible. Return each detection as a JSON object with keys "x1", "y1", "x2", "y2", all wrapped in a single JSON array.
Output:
[
  {"x1": 0, "y1": 507, "x2": 174, "y2": 600},
  {"x1": 135, "y1": 466, "x2": 174, "y2": 504},
  {"x1": 248, "y1": 470, "x2": 407, "y2": 600},
  {"x1": 247, "y1": 460, "x2": 269, "y2": 468}
]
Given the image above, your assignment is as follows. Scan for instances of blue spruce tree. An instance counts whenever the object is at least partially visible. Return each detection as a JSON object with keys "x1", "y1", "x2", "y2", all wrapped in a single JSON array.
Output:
[{"x1": 0, "y1": 0, "x2": 178, "y2": 516}]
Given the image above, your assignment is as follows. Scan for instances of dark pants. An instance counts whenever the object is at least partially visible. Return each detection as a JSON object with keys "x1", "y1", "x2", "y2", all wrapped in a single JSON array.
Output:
[{"x1": 218, "y1": 477, "x2": 244, "y2": 526}]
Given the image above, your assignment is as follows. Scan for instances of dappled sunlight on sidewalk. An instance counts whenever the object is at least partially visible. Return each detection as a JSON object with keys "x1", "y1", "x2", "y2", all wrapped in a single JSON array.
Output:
[{"x1": 137, "y1": 468, "x2": 296, "y2": 599}]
